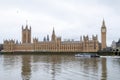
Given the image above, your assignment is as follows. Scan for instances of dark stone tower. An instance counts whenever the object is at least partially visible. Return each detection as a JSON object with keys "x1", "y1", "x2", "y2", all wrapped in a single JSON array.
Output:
[{"x1": 22, "y1": 25, "x2": 31, "y2": 44}]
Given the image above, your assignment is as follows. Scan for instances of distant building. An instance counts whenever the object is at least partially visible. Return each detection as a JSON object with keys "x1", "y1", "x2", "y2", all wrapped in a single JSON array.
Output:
[
  {"x1": 111, "y1": 39, "x2": 120, "y2": 49},
  {"x1": 111, "y1": 40, "x2": 116, "y2": 49},
  {"x1": 116, "y1": 39, "x2": 120, "y2": 47},
  {"x1": 111, "y1": 39, "x2": 120, "y2": 55},
  {"x1": 0, "y1": 44, "x2": 3, "y2": 51},
  {"x1": 3, "y1": 20, "x2": 107, "y2": 52}
]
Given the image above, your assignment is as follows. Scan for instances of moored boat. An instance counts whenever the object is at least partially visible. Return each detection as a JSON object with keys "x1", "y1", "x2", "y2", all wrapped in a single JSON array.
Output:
[{"x1": 75, "y1": 53, "x2": 100, "y2": 57}]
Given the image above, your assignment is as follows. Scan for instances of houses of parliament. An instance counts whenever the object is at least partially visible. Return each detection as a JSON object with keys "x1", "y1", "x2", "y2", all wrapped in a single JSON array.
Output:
[{"x1": 3, "y1": 20, "x2": 107, "y2": 52}]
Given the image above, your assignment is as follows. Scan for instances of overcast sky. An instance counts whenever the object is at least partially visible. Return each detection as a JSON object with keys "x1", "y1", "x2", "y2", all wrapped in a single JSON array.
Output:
[{"x1": 0, "y1": 0, "x2": 120, "y2": 46}]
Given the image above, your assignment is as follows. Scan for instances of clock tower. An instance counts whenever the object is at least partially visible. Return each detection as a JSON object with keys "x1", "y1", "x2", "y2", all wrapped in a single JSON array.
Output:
[{"x1": 101, "y1": 19, "x2": 107, "y2": 50}]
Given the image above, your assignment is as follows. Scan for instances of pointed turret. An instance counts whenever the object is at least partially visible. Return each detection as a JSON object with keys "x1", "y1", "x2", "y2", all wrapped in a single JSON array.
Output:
[
  {"x1": 22, "y1": 25, "x2": 24, "y2": 30},
  {"x1": 52, "y1": 27, "x2": 55, "y2": 35},
  {"x1": 51, "y1": 27, "x2": 56, "y2": 41},
  {"x1": 80, "y1": 36, "x2": 82, "y2": 42},
  {"x1": 26, "y1": 24, "x2": 28, "y2": 29},
  {"x1": 25, "y1": 20, "x2": 28, "y2": 29},
  {"x1": 43, "y1": 37, "x2": 46, "y2": 42},
  {"x1": 102, "y1": 19, "x2": 106, "y2": 28},
  {"x1": 30, "y1": 26, "x2": 31, "y2": 30},
  {"x1": 47, "y1": 35, "x2": 49, "y2": 41}
]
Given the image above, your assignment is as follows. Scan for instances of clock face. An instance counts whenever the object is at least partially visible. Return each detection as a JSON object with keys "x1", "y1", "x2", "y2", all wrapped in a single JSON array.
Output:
[{"x1": 102, "y1": 28, "x2": 106, "y2": 32}]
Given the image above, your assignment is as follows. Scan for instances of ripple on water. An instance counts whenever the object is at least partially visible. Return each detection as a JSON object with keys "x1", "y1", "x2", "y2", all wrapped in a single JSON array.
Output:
[{"x1": 0, "y1": 55, "x2": 120, "y2": 80}]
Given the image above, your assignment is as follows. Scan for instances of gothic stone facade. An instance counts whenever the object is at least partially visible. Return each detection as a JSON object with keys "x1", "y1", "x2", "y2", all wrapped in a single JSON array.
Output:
[{"x1": 3, "y1": 20, "x2": 107, "y2": 52}]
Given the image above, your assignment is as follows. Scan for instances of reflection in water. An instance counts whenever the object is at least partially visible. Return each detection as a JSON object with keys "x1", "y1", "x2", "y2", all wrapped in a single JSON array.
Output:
[
  {"x1": 1, "y1": 55, "x2": 21, "y2": 80},
  {"x1": 32, "y1": 55, "x2": 62, "y2": 80},
  {"x1": 50, "y1": 55, "x2": 62, "y2": 80},
  {"x1": 32, "y1": 55, "x2": 101, "y2": 80},
  {"x1": 49, "y1": 55, "x2": 60, "y2": 80},
  {"x1": 21, "y1": 55, "x2": 31, "y2": 80},
  {"x1": 3, "y1": 55, "x2": 18, "y2": 70},
  {"x1": 0, "y1": 54, "x2": 120, "y2": 80},
  {"x1": 101, "y1": 58, "x2": 107, "y2": 80},
  {"x1": 75, "y1": 58, "x2": 100, "y2": 80}
]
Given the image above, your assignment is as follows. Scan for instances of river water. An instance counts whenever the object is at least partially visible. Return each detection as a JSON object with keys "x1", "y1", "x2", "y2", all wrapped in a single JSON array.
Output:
[{"x1": 0, "y1": 54, "x2": 120, "y2": 80}]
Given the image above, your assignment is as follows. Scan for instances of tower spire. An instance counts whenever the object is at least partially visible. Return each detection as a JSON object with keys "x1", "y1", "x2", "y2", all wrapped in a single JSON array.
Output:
[
  {"x1": 52, "y1": 27, "x2": 55, "y2": 35},
  {"x1": 26, "y1": 20, "x2": 28, "y2": 29},
  {"x1": 22, "y1": 25, "x2": 24, "y2": 30},
  {"x1": 26, "y1": 20, "x2": 28, "y2": 25},
  {"x1": 51, "y1": 27, "x2": 56, "y2": 41},
  {"x1": 102, "y1": 19, "x2": 106, "y2": 28}
]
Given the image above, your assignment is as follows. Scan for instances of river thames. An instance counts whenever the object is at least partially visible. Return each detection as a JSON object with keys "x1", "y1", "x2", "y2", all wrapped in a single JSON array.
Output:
[{"x1": 0, "y1": 54, "x2": 120, "y2": 80}]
